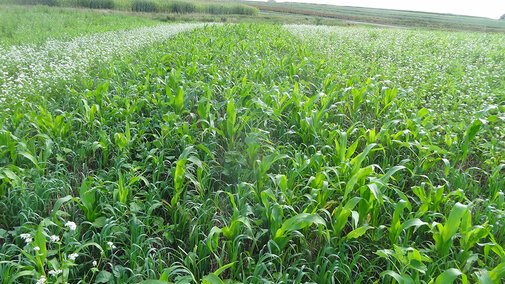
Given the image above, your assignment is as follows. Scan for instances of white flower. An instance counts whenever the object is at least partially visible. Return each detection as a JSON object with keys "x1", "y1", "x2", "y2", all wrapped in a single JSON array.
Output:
[
  {"x1": 20, "y1": 233, "x2": 33, "y2": 243},
  {"x1": 68, "y1": 253, "x2": 79, "y2": 261},
  {"x1": 48, "y1": 269, "x2": 63, "y2": 276},
  {"x1": 107, "y1": 241, "x2": 116, "y2": 249},
  {"x1": 36, "y1": 276, "x2": 46, "y2": 284},
  {"x1": 50, "y1": 235, "x2": 60, "y2": 242},
  {"x1": 92, "y1": 260, "x2": 97, "y2": 266},
  {"x1": 65, "y1": 221, "x2": 77, "y2": 231},
  {"x1": 33, "y1": 246, "x2": 40, "y2": 251},
  {"x1": 20, "y1": 233, "x2": 31, "y2": 239}
]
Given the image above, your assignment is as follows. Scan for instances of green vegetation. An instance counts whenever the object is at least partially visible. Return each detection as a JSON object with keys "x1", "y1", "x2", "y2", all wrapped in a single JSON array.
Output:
[
  {"x1": 1, "y1": 0, "x2": 259, "y2": 15},
  {"x1": 241, "y1": 0, "x2": 505, "y2": 32},
  {"x1": 0, "y1": 5, "x2": 159, "y2": 46},
  {"x1": 0, "y1": 10, "x2": 504, "y2": 284}
]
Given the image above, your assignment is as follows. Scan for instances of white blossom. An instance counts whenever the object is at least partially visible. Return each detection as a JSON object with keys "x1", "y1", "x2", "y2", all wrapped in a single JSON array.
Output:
[
  {"x1": 65, "y1": 221, "x2": 77, "y2": 231},
  {"x1": 33, "y1": 246, "x2": 40, "y2": 251},
  {"x1": 50, "y1": 235, "x2": 60, "y2": 242},
  {"x1": 48, "y1": 269, "x2": 63, "y2": 276},
  {"x1": 20, "y1": 233, "x2": 33, "y2": 243},
  {"x1": 107, "y1": 241, "x2": 116, "y2": 249},
  {"x1": 0, "y1": 24, "x2": 204, "y2": 107},
  {"x1": 68, "y1": 253, "x2": 79, "y2": 261},
  {"x1": 92, "y1": 260, "x2": 97, "y2": 266},
  {"x1": 36, "y1": 276, "x2": 46, "y2": 284},
  {"x1": 20, "y1": 233, "x2": 31, "y2": 239}
]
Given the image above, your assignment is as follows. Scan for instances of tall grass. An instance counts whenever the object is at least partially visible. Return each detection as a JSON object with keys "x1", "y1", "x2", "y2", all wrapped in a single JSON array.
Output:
[{"x1": 2, "y1": 0, "x2": 259, "y2": 15}]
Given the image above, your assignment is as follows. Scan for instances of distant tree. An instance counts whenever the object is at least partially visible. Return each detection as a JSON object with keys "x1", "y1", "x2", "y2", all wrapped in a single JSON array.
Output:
[{"x1": 501, "y1": 14, "x2": 505, "y2": 20}]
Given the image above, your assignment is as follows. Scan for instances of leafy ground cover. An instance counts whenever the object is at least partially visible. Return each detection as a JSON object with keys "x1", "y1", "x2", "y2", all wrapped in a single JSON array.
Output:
[{"x1": 0, "y1": 21, "x2": 504, "y2": 283}]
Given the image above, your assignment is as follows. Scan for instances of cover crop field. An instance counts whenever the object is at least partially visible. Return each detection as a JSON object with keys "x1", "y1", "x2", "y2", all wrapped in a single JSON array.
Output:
[{"x1": 0, "y1": 8, "x2": 504, "y2": 284}]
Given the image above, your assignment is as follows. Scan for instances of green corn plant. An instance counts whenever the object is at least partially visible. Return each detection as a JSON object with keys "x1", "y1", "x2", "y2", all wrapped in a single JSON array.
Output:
[
  {"x1": 430, "y1": 268, "x2": 467, "y2": 284},
  {"x1": 201, "y1": 262, "x2": 236, "y2": 284},
  {"x1": 433, "y1": 202, "x2": 468, "y2": 256},
  {"x1": 388, "y1": 199, "x2": 428, "y2": 244},
  {"x1": 226, "y1": 99, "x2": 237, "y2": 148},
  {"x1": 412, "y1": 183, "x2": 445, "y2": 217},
  {"x1": 77, "y1": 179, "x2": 101, "y2": 222},
  {"x1": 171, "y1": 146, "x2": 202, "y2": 209},
  {"x1": 377, "y1": 245, "x2": 433, "y2": 283},
  {"x1": 272, "y1": 212, "x2": 327, "y2": 250},
  {"x1": 112, "y1": 171, "x2": 149, "y2": 204},
  {"x1": 459, "y1": 118, "x2": 484, "y2": 165},
  {"x1": 330, "y1": 197, "x2": 361, "y2": 238}
]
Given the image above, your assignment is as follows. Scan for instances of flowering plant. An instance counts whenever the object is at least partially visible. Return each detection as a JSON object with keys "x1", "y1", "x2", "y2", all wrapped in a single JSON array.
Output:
[{"x1": 12, "y1": 218, "x2": 104, "y2": 283}]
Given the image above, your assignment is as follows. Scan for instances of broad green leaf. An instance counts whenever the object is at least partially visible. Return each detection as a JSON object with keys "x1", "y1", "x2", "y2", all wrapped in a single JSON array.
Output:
[
  {"x1": 175, "y1": 86, "x2": 184, "y2": 114},
  {"x1": 344, "y1": 166, "x2": 373, "y2": 200},
  {"x1": 400, "y1": 218, "x2": 428, "y2": 232},
  {"x1": 442, "y1": 203, "x2": 467, "y2": 244},
  {"x1": 19, "y1": 150, "x2": 39, "y2": 168},
  {"x1": 202, "y1": 273, "x2": 224, "y2": 284},
  {"x1": 346, "y1": 226, "x2": 373, "y2": 239},
  {"x1": 96, "y1": 270, "x2": 113, "y2": 283},
  {"x1": 489, "y1": 262, "x2": 505, "y2": 282},
  {"x1": 380, "y1": 270, "x2": 414, "y2": 284},
  {"x1": 274, "y1": 213, "x2": 326, "y2": 240},
  {"x1": 434, "y1": 268, "x2": 462, "y2": 284}
]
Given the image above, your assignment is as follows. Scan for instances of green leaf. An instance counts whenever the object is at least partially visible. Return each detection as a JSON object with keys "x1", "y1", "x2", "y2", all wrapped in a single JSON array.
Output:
[
  {"x1": 400, "y1": 218, "x2": 428, "y2": 232},
  {"x1": 489, "y1": 262, "x2": 505, "y2": 282},
  {"x1": 344, "y1": 166, "x2": 373, "y2": 200},
  {"x1": 138, "y1": 281, "x2": 170, "y2": 284},
  {"x1": 442, "y1": 203, "x2": 467, "y2": 244},
  {"x1": 380, "y1": 270, "x2": 414, "y2": 284},
  {"x1": 274, "y1": 213, "x2": 326, "y2": 241},
  {"x1": 34, "y1": 223, "x2": 47, "y2": 272},
  {"x1": 19, "y1": 150, "x2": 39, "y2": 168},
  {"x1": 346, "y1": 226, "x2": 373, "y2": 239},
  {"x1": 207, "y1": 226, "x2": 222, "y2": 253},
  {"x1": 214, "y1": 262, "x2": 236, "y2": 277},
  {"x1": 202, "y1": 273, "x2": 224, "y2": 284},
  {"x1": 475, "y1": 270, "x2": 493, "y2": 284},
  {"x1": 175, "y1": 86, "x2": 184, "y2": 114},
  {"x1": 96, "y1": 270, "x2": 113, "y2": 283},
  {"x1": 434, "y1": 268, "x2": 462, "y2": 284}
]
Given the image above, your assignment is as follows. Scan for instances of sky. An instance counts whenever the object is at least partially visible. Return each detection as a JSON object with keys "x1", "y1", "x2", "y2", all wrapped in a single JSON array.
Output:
[{"x1": 251, "y1": 0, "x2": 505, "y2": 19}]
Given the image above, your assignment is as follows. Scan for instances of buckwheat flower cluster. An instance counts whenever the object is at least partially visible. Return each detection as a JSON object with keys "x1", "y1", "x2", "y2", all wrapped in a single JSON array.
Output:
[
  {"x1": 65, "y1": 221, "x2": 77, "y2": 231},
  {"x1": 50, "y1": 235, "x2": 60, "y2": 242},
  {"x1": 48, "y1": 269, "x2": 63, "y2": 277},
  {"x1": 0, "y1": 24, "x2": 204, "y2": 107},
  {"x1": 20, "y1": 233, "x2": 32, "y2": 243}
]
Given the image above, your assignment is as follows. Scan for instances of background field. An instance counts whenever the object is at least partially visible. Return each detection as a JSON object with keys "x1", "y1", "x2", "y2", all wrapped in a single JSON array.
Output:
[
  {"x1": 0, "y1": 2, "x2": 504, "y2": 284},
  {"x1": 238, "y1": 0, "x2": 505, "y2": 32}
]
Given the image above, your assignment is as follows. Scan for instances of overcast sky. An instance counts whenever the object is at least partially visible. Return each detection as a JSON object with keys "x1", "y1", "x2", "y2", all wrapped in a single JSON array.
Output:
[{"x1": 251, "y1": 0, "x2": 505, "y2": 19}]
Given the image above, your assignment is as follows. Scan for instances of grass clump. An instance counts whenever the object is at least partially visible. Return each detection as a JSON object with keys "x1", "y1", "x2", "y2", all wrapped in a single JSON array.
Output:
[
  {"x1": 18, "y1": 0, "x2": 57, "y2": 6},
  {"x1": 77, "y1": 0, "x2": 114, "y2": 9},
  {"x1": 131, "y1": 0, "x2": 157, "y2": 12},
  {"x1": 168, "y1": 0, "x2": 196, "y2": 14}
]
